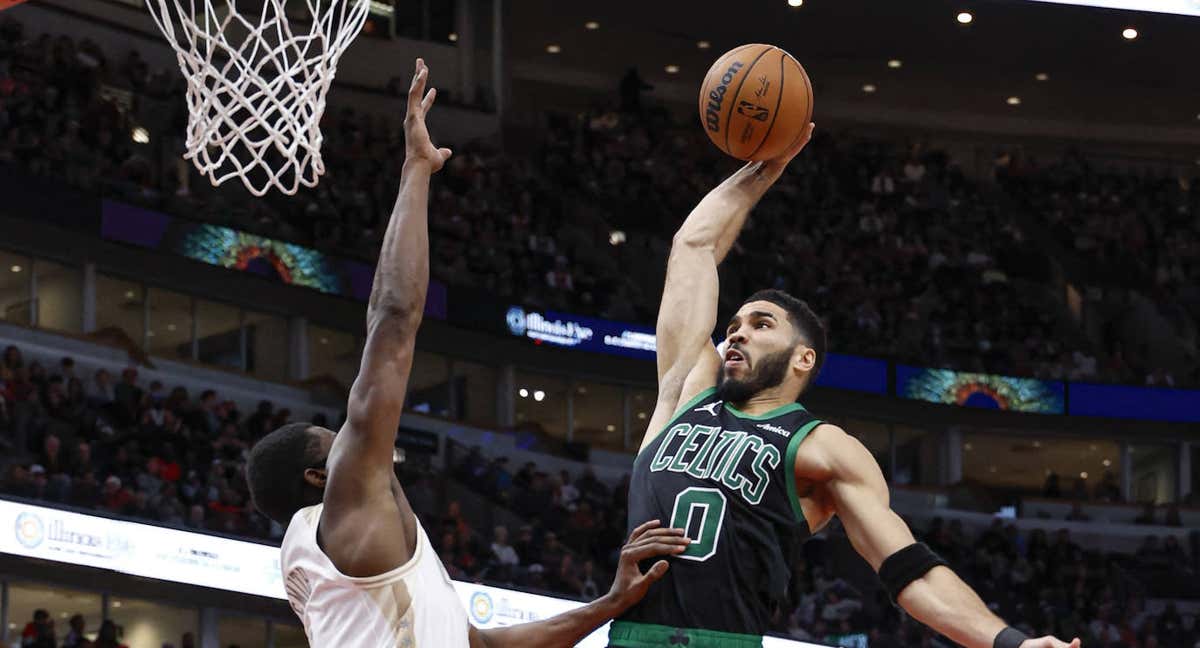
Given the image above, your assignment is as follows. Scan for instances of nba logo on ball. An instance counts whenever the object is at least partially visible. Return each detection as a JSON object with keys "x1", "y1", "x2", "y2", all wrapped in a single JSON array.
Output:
[
  {"x1": 505, "y1": 307, "x2": 527, "y2": 337},
  {"x1": 14, "y1": 512, "x2": 44, "y2": 549},
  {"x1": 470, "y1": 591, "x2": 494, "y2": 624}
]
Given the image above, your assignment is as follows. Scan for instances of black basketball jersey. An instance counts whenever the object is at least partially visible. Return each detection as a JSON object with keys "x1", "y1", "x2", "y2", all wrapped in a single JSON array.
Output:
[{"x1": 613, "y1": 387, "x2": 822, "y2": 642}]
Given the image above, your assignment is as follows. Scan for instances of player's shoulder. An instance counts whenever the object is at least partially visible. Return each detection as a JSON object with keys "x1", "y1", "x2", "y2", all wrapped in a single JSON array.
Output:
[{"x1": 794, "y1": 423, "x2": 869, "y2": 476}]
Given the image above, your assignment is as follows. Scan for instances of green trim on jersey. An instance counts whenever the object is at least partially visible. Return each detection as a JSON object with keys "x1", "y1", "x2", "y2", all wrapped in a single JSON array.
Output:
[
  {"x1": 784, "y1": 419, "x2": 823, "y2": 524},
  {"x1": 636, "y1": 387, "x2": 718, "y2": 457},
  {"x1": 608, "y1": 620, "x2": 763, "y2": 648},
  {"x1": 724, "y1": 401, "x2": 807, "y2": 420}
]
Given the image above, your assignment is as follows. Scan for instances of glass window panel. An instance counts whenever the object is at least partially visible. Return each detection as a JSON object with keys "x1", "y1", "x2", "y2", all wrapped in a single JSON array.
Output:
[
  {"x1": 95, "y1": 275, "x2": 144, "y2": 345},
  {"x1": 274, "y1": 622, "x2": 309, "y2": 648},
  {"x1": 308, "y1": 325, "x2": 360, "y2": 389},
  {"x1": 219, "y1": 613, "x2": 266, "y2": 648},
  {"x1": 452, "y1": 359, "x2": 497, "y2": 427},
  {"x1": 244, "y1": 310, "x2": 289, "y2": 382},
  {"x1": 962, "y1": 433, "x2": 1121, "y2": 498},
  {"x1": 894, "y1": 424, "x2": 937, "y2": 487},
  {"x1": 148, "y1": 288, "x2": 194, "y2": 362},
  {"x1": 7, "y1": 581, "x2": 102, "y2": 645},
  {"x1": 195, "y1": 299, "x2": 242, "y2": 371},
  {"x1": 0, "y1": 250, "x2": 32, "y2": 325},
  {"x1": 34, "y1": 259, "x2": 81, "y2": 334},
  {"x1": 407, "y1": 350, "x2": 450, "y2": 417},
  {"x1": 109, "y1": 597, "x2": 196, "y2": 648},
  {"x1": 628, "y1": 388, "x2": 656, "y2": 450},
  {"x1": 572, "y1": 380, "x2": 624, "y2": 452},
  {"x1": 1130, "y1": 443, "x2": 1177, "y2": 504},
  {"x1": 514, "y1": 371, "x2": 568, "y2": 440}
]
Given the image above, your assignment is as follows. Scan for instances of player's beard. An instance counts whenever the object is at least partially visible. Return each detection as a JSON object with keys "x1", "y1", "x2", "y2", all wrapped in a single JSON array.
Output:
[{"x1": 715, "y1": 345, "x2": 793, "y2": 404}]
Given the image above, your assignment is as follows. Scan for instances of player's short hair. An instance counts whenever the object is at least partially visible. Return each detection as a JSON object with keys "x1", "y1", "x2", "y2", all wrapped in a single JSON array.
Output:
[
  {"x1": 246, "y1": 422, "x2": 325, "y2": 525},
  {"x1": 743, "y1": 289, "x2": 827, "y2": 390}
]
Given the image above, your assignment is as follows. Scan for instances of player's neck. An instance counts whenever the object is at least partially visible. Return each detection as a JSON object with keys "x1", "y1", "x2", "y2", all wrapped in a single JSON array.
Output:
[{"x1": 730, "y1": 386, "x2": 795, "y2": 416}]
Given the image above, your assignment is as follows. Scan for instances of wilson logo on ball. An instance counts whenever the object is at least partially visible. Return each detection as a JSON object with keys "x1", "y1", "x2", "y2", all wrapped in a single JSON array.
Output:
[{"x1": 704, "y1": 61, "x2": 745, "y2": 132}]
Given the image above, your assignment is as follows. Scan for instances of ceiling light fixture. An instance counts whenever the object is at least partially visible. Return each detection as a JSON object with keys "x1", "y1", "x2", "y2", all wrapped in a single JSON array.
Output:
[
  {"x1": 1122, "y1": 27, "x2": 1138, "y2": 40},
  {"x1": 862, "y1": 84, "x2": 877, "y2": 93},
  {"x1": 957, "y1": 11, "x2": 973, "y2": 24},
  {"x1": 448, "y1": 32, "x2": 458, "y2": 42},
  {"x1": 697, "y1": 40, "x2": 711, "y2": 49},
  {"x1": 1007, "y1": 96, "x2": 1022, "y2": 105},
  {"x1": 584, "y1": 21, "x2": 600, "y2": 30},
  {"x1": 664, "y1": 65, "x2": 680, "y2": 74},
  {"x1": 546, "y1": 44, "x2": 561, "y2": 54},
  {"x1": 788, "y1": 0, "x2": 803, "y2": 6},
  {"x1": 887, "y1": 59, "x2": 902, "y2": 69},
  {"x1": 1035, "y1": 72, "x2": 1050, "y2": 81}
]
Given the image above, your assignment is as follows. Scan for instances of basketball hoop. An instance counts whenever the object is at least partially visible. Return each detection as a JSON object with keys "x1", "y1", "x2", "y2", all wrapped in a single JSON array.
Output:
[{"x1": 144, "y1": 0, "x2": 371, "y2": 196}]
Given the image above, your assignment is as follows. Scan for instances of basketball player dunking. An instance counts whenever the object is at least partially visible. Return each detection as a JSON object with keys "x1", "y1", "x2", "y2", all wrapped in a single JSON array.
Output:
[
  {"x1": 608, "y1": 125, "x2": 1083, "y2": 648},
  {"x1": 245, "y1": 60, "x2": 691, "y2": 647}
]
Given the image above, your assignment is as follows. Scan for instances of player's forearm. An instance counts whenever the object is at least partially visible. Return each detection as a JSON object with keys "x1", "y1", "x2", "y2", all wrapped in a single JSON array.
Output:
[
  {"x1": 477, "y1": 594, "x2": 622, "y2": 648},
  {"x1": 672, "y1": 161, "x2": 775, "y2": 263},
  {"x1": 367, "y1": 159, "x2": 434, "y2": 329},
  {"x1": 897, "y1": 566, "x2": 1007, "y2": 648}
]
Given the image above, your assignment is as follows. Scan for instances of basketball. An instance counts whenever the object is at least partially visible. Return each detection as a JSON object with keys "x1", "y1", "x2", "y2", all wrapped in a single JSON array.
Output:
[{"x1": 698, "y1": 43, "x2": 813, "y2": 161}]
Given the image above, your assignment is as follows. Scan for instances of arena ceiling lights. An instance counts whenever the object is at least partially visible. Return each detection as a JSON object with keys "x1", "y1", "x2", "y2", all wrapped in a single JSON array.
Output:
[{"x1": 1024, "y1": 0, "x2": 1200, "y2": 17}]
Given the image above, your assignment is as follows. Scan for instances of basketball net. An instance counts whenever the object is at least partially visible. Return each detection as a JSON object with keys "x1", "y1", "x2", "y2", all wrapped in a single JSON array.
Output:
[{"x1": 144, "y1": 0, "x2": 370, "y2": 196}]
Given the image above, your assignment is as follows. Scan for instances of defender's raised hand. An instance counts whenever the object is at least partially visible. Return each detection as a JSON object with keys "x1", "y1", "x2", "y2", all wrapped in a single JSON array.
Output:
[{"x1": 404, "y1": 58, "x2": 452, "y2": 172}]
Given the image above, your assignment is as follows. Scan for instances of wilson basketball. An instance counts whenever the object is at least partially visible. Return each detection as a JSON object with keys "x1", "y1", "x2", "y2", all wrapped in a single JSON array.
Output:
[{"x1": 698, "y1": 43, "x2": 813, "y2": 161}]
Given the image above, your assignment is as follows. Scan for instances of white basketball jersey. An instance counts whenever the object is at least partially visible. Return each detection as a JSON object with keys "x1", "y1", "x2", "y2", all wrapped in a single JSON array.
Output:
[{"x1": 280, "y1": 504, "x2": 470, "y2": 647}]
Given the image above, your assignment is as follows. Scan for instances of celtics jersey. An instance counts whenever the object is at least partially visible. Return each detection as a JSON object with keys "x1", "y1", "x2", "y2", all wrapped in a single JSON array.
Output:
[{"x1": 613, "y1": 387, "x2": 822, "y2": 644}]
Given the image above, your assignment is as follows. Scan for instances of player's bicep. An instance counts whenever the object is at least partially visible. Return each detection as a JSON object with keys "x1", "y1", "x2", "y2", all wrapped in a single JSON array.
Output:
[
  {"x1": 640, "y1": 344, "x2": 720, "y2": 453},
  {"x1": 819, "y1": 426, "x2": 915, "y2": 570}
]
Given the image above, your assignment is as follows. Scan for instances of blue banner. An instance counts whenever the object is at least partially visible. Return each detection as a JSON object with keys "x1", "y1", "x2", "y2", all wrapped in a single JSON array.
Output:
[
  {"x1": 816, "y1": 353, "x2": 888, "y2": 395},
  {"x1": 897, "y1": 365, "x2": 1065, "y2": 414},
  {"x1": 505, "y1": 306, "x2": 656, "y2": 361},
  {"x1": 1069, "y1": 383, "x2": 1200, "y2": 423}
]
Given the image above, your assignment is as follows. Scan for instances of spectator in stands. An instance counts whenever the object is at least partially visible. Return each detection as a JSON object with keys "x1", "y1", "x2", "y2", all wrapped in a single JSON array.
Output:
[
  {"x1": 60, "y1": 613, "x2": 88, "y2": 648},
  {"x1": 513, "y1": 524, "x2": 538, "y2": 566},
  {"x1": 1095, "y1": 471, "x2": 1122, "y2": 502},
  {"x1": 86, "y1": 369, "x2": 115, "y2": 407},
  {"x1": 489, "y1": 525, "x2": 519, "y2": 580},
  {"x1": 3, "y1": 344, "x2": 23, "y2": 370},
  {"x1": 100, "y1": 475, "x2": 132, "y2": 513},
  {"x1": 1042, "y1": 472, "x2": 1062, "y2": 498},
  {"x1": 92, "y1": 620, "x2": 127, "y2": 648},
  {"x1": 20, "y1": 609, "x2": 54, "y2": 648},
  {"x1": 113, "y1": 367, "x2": 141, "y2": 425}
]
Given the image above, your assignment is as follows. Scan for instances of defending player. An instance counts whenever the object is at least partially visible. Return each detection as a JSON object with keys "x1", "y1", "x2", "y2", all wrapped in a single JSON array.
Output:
[
  {"x1": 245, "y1": 60, "x2": 690, "y2": 647},
  {"x1": 609, "y1": 123, "x2": 1082, "y2": 648}
]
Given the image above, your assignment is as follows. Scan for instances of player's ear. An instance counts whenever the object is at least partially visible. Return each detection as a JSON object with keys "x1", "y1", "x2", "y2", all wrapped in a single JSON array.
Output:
[
  {"x1": 793, "y1": 344, "x2": 816, "y2": 373},
  {"x1": 303, "y1": 467, "x2": 327, "y2": 488}
]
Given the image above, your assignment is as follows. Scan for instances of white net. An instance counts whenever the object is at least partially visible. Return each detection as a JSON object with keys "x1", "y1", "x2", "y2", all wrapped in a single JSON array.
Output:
[{"x1": 145, "y1": 0, "x2": 371, "y2": 196}]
